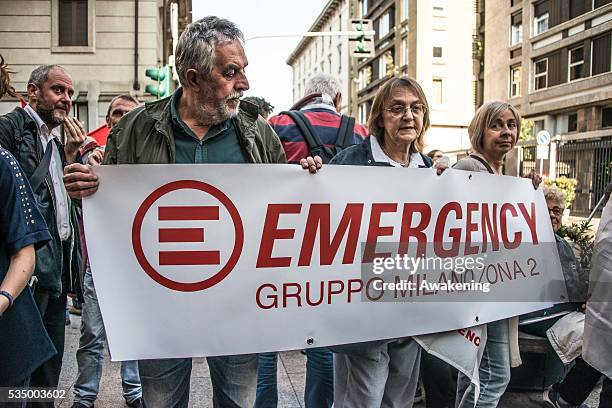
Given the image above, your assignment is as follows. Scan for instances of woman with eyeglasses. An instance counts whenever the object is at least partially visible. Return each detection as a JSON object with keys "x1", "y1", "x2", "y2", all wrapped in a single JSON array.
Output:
[
  {"x1": 453, "y1": 101, "x2": 542, "y2": 408},
  {"x1": 519, "y1": 185, "x2": 591, "y2": 408},
  {"x1": 325, "y1": 76, "x2": 435, "y2": 408}
]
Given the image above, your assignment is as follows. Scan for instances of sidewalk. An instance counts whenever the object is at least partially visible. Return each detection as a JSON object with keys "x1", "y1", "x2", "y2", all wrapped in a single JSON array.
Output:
[
  {"x1": 57, "y1": 315, "x2": 307, "y2": 407},
  {"x1": 56, "y1": 315, "x2": 601, "y2": 407}
]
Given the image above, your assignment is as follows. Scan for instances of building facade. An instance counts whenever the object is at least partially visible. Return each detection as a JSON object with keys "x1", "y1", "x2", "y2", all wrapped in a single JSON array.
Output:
[
  {"x1": 350, "y1": 0, "x2": 479, "y2": 159},
  {"x1": 286, "y1": 0, "x2": 479, "y2": 161},
  {"x1": 484, "y1": 0, "x2": 612, "y2": 215},
  {"x1": 286, "y1": 0, "x2": 352, "y2": 113},
  {"x1": 0, "y1": 0, "x2": 190, "y2": 132}
]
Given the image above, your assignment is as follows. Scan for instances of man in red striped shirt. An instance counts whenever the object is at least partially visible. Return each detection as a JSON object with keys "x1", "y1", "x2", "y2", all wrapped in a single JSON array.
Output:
[
  {"x1": 257, "y1": 73, "x2": 367, "y2": 408},
  {"x1": 268, "y1": 73, "x2": 367, "y2": 164}
]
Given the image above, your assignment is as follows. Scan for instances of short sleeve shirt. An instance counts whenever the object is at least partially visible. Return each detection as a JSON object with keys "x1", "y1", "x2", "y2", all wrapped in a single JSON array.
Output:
[{"x1": 0, "y1": 148, "x2": 55, "y2": 385}]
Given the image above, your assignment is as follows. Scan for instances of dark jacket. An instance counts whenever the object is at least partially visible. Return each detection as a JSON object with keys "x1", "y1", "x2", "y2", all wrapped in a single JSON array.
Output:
[
  {"x1": 103, "y1": 94, "x2": 286, "y2": 165},
  {"x1": 329, "y1": 136, "x2": 433, "y2": 168},
  {"x1": 0, "y1": 107, "x2": 82, "y2": 297}
]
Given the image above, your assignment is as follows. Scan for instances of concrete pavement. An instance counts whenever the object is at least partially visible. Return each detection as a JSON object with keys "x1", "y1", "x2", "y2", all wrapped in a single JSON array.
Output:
[{"x1": 56, "y1": 314, "x2": 601, "y2": 407}]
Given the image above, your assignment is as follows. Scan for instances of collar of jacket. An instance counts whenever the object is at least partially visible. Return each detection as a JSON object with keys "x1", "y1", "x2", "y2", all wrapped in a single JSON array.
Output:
[
  {"x1": 358, "y1": 136, "x2": 433, "y2": 168},
  {"x1": 142, "y1": 90, "x2": 261, "y2": 160}
]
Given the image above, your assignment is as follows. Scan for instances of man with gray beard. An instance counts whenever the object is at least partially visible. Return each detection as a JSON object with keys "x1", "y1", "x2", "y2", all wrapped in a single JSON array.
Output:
[{"x1": 62, "y1": 16, "x2": 287, "y2": 407}]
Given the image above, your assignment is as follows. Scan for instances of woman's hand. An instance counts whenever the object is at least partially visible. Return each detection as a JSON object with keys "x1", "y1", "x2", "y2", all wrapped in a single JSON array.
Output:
[
  {"x1": 300, "y1": 156, "x2": 323, "y2": 173},
  {"x1": 524, "y1": 169, "x2": 543, "y2": 189},
  {"x1": 434, "y1": 156, "x2": 450, "y2": 176}
]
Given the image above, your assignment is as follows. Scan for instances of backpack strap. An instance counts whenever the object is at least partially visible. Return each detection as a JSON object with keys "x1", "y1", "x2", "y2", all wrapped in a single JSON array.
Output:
[
  {"x1": 4, "y1": 109, "x2": 26, "y2": 155},
  {"x1": 4, "y1": 108, "x2": 53, "y2": 191},
  {"x1": 335, "y1": 115, "x2": 355, "y2": 151},
  {"x1": 28, "y1": 139, "x2": 53, "y2": 192},
  {"x1": 280, "y1": 110, "x2": 335, "y2": 159}
]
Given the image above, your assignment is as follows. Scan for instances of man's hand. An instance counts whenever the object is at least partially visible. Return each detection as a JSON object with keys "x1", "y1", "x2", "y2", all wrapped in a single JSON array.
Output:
[
  {"x1": 88, "y1": 149, "x2": 104, "y2": 166},
  {"x1": 63, "y1": 117, "x2": 87, "y2": 164},
  {"x1": 300, "y1": 156, "x2": 323, "y2": 174},
  {"x1": 524, "y1": 169, "x2": 543, "y2": 189},
  {"x1": 63, "y1": 163, "x2": 99, "y2": 198}
]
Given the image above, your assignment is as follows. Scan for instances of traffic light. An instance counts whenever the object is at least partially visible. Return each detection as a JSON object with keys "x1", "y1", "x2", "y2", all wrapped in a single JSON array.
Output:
[
  {"x1": 145, "y1": 65, "x2": 172, "y2": 98},
  {"x1": 349, "y1": 19, "x2": 373, "y2": 57}
]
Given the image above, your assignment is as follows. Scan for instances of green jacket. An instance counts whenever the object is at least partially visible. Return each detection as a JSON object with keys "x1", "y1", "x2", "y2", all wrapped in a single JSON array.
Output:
[{"x1": 103, "y1": 93, "x2": 287, "y2": 165}]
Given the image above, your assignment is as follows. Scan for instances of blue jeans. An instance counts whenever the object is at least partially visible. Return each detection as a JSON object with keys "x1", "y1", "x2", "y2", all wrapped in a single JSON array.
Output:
[
  {"x1": 139, "y1": 354, "x2": 258, "y2": 408},
  {"x1": 73, "y1": 266, "x2": 142, "y2": 406},
  {"x1": 255, "y1": 348, "x2": 333, "y2": 408},
  {"x1": 456, "y1": 319, "x2": 511, "y2": 408}
]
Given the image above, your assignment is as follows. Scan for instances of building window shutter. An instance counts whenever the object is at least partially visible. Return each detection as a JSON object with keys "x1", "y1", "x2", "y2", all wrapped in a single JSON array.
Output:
[
  {"x1": 570, "y1": 0, "x2": 587, "y2": 19},
  {"x1": 592, "y1": 33, "x2": 611, "y2": 76},
  {"x1": 59, "y1": 0, "x2": 88, "y2": 46}
]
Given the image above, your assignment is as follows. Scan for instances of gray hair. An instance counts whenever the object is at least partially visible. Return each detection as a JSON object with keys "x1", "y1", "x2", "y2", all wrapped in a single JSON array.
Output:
[
  {"x1": 543, "y1": 185, "x2": 566, "y2": 208},
  {"x1": 175, "y1": 16, "x2": 244, "y2": 85},
  {"x1": 106, "y1": 94, "x2": 139, "y2": 117},
  {"x1": 304, "y1": 73, "x2": 342, "y2": 98},
  {"x1": 28, "y1": 64, "x2": 65, "y2": 88}
]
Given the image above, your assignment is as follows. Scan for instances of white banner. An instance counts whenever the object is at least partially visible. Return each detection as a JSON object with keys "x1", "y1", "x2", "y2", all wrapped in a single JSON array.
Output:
[{"x1": 83, "y1": 164, "x2": 566, "y2": 361}]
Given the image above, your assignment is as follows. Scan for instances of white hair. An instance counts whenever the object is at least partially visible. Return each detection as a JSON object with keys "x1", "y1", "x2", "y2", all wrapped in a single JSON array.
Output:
[{"x1": 304, "y1": 73, "x2": 342, "y2": 98}]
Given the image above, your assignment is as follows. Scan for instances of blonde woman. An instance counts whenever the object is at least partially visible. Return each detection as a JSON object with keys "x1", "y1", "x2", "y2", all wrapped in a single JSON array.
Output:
[{"x1": 454, "y1": 101, "x2": 540, "y2": 408}]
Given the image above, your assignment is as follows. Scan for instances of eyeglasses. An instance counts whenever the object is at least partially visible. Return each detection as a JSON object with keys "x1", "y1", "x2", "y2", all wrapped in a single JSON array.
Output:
[
  {"x1": 385, "y1": 104, "x2": 427, "y2": 117},
  {"x1": 548, "y1": 207, "x2": 564, "y2": 216}
]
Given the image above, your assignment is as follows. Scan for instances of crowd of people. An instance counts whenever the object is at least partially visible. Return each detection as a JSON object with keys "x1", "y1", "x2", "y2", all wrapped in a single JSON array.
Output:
[{"x1": 0, "y1": 14, "x2": 610, "y2": 408}]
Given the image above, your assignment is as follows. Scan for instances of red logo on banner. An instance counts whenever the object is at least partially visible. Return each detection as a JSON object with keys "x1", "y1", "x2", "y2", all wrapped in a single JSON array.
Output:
[{"x1": 132, "y1": 180, "x2": 244, "y2": 292}]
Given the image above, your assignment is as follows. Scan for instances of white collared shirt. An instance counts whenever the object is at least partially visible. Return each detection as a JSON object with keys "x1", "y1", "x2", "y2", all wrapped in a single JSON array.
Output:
[
  {"x1": 24, "y1": 104, "x2": 71, "y2": 241},
  {"x1": 370, "y1": 134, "x2": 425, "y2": 168}
]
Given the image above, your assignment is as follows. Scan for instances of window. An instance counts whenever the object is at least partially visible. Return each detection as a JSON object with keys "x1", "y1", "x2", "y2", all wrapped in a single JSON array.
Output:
[
  {"x1": 359, "y1": 65, "x2": 372, "y2": 90},
  {"x1": 432, "y1": 0, "x2": 446, "y2": 14},
  {"x1": 359, "y1": 101, "x2": 371, "y2": 124},
  {"x1": 534, "y1": 12, "x2": 549, "y2": 35},
  {"x1": 401, "y1": 38, "x2": 409, "y2": 66},
  {"x1": 511, "y1": 12, "x2": 523, "y2": 46},
  {"x1": 378, "y1": 12, "x2": 390, "y2": 38},
  {"x1": 337, "y1": 44, "x2": 342, "y2": 74},
  {"x1": 595, "y1": 0, "x2": 612, "y2": 8},
  {"x1": 603, "y1": 107, "x2": 612, "y2": 128},
  {"x1": 432, "y1": 30, "x2": 445, "y2": 59},
  {"x1": 360, "y1": 0, "x2": 368, "y2": 18},
  {"x1": 432, "y1": 78, "x2": 443, "y2": 104},
  {"x1": 59, "y1": 0, "x2": 88, "y2": 46},
  {"x1": 569, "y1": 46, "x2": 585, "y2": 81},
  {"x1": 592, "y1": 33, "x2": 612, "y2": 76},
  {"x1": 568, "y1": 113, "x2": 577, "y2": 132},
  {"x1": 52, "y1": 0, "x2": 94, "y2": 51},
  {"x1": 511, "y1": 0, "x2": 521, "y2": 6},
  {"x1": 569, "y1": 0, "x2": 588, "y2": 19},
  {"x1": 402, "y1": 0, "x2": 409, "y2": 20},
  {"x1": 378, "y1": 50, "x2": 394, "y2": 77},
  {"x1": 534, "y1": 58, "x2": 548, "y2": 90},
  {"x1": 510, "y1": 66, "x2": 521, "y2": 97}
]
